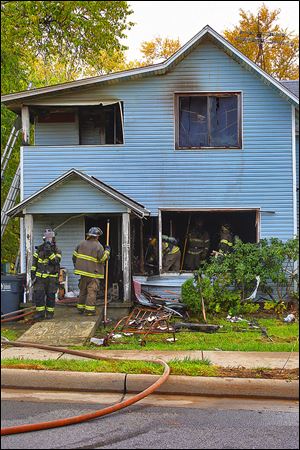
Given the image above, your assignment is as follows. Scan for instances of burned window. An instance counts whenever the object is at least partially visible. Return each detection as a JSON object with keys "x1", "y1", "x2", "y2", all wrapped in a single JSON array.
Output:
[
  {"x1": 79, "y1": 103, "x2": 124, "y2": 145},
  {"x1": 176, "y1": 93, "x2": 241, "y2": 149},
  {"x1": 33, "y1": 104, "x2": 124, "y2": 146}
]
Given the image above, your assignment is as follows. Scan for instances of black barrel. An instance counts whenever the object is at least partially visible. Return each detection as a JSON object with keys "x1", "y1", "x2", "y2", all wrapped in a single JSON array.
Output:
[{"x1": 1, "y1": 274, "x2": 26, "y2": 315}]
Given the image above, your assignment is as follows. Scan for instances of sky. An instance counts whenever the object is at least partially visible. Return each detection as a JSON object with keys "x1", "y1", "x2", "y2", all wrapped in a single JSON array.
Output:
[{"x1": 123, "y1": 1, "x2": 299, "y2": 61}]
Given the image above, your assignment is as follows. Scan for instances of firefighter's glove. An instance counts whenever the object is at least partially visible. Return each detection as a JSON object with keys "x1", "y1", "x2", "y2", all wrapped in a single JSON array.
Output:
[{"x1": 105, "y1": 245, "x2": 111, "y2": 253}]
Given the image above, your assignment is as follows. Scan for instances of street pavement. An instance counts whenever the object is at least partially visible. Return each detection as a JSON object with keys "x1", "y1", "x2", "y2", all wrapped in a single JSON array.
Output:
[{"x1": 1, "y1": 396, "x2": 299, "y2": 449}]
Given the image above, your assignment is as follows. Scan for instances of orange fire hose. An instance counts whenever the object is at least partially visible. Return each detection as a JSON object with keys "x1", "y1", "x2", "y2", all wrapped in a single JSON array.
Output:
[
  {"x1": 1, "y1": 310, "x2": 35, "y2": 323},
  {"x1": 1, "y1": 340, "x2": 170, "y2": 436}
]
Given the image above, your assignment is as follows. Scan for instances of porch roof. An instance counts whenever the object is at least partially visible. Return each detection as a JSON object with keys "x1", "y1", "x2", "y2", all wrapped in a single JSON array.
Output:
[{"x1": 6, "y1": 169, "x2": 150, "y2": 219}]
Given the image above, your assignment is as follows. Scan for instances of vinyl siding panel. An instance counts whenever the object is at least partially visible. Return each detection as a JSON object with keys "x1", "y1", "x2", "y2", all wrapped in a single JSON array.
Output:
[
  {"x1": 34, "y1": 121, "x2": 79, "y2": 146},
  {"x1": 26, "y1": 177, "x2": 128, "y2": 213},
  {"x1": 33, "y1": 214, "x2": 85, "y2": 290},
  {"x1": 23, "y1": 39, "x2": 295, "y2": 240}
]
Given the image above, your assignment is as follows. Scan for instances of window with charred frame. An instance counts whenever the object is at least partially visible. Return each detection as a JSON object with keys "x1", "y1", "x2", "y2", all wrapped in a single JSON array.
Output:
[
  {"x1": 175, "y1": 93, "x2": 241, "y2": 149},
  {"x1": 79, "y1": 104, "x2": 124, "y2": 145},
  {"x1": 33, "y1": 103, "x2": 124, "y2": 146}
]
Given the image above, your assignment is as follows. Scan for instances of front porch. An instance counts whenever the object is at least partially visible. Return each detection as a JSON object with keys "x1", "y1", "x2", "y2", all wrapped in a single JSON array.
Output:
[{"x1": 6, "y1": 168, "x2": 151, "y2": 307}]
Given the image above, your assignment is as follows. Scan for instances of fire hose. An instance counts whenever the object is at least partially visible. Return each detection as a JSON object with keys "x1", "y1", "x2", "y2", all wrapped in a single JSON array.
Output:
[
  {"x1": 1, "y1": 307, "x2": 35, "y2": 323},
  {"x1": 1, "y1": 340, "x2": 170, "y2": 436}
]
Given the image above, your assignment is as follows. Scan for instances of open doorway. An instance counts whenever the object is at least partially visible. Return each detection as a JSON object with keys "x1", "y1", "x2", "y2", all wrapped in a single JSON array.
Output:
[
  {"x1": 85, "y1": 214, "x2": 123, "y2": 301},
  {"x1": 131, "y1": 216, "x2": 159, "y2": 276},
  {"x1": 160, "y1": 209, "x2": 259, "y2": 272}
]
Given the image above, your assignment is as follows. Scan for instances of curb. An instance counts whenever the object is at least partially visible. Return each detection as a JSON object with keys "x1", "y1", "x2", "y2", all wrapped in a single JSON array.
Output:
[{"x1": 1, "y1": 369, "x2": 299, "y2": 400}]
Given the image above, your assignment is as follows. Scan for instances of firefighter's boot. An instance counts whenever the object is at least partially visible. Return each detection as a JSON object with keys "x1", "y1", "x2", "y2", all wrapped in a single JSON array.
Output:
[
  {"x1": 33, "y1": 311, "x2": 45, "y2": 321},
  {"x1": 45, "y1": 311, "x2": 54, "y2": 320}
]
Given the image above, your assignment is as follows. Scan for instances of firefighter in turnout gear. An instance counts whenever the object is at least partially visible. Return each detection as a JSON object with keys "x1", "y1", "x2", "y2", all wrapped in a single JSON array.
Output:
[
  {"x1": 145, "y1": 236, "x2": 158, "y2": 274},
  {"x1": 73, "y1": 227, "x2": 110, "y2": 316},
  {"x1": 162, "y1": 235, "x2": 181, "y2": 272},
  {"x1": 185, "y1": 218, "x2": 210, "y2": 270},
  {"x1": 31, "y1": 229, "x2": 61, "y2": 321},
  {"x1": 216, "y1": 223, "x2": 236, "y2": 255}
]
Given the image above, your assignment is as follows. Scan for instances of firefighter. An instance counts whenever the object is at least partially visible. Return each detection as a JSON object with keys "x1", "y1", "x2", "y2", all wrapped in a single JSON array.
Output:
[
  {"x1": 219, "y1": 223, "x2": 234, "y2": 253},
  {"x1": 185, "y1": 218, "x2": 210, "y2": 270},
  {"x1": 31, "y1": 229, "x2": 61, "y2": 320},
  {"x1": 73, "y1": 227, "x2": 110, "y2": 316},
  {"x1": 145, "y1": 236, "x2": 158, "y2": 274},
  {"x1": 212, "y1": 223, "x2": 237, "y2": 257},
  {"x1": 162, "y1": 235, "x2": 181, "y2": 272}
]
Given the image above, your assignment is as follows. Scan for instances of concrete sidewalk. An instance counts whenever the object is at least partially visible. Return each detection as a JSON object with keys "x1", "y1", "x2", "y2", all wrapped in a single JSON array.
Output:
[
  {"x1": 1, "y1": 346, "x2": 299, "y2": 369},
  {"x1": 1, "y1": 346, "x2": 299, "y2": 400}
]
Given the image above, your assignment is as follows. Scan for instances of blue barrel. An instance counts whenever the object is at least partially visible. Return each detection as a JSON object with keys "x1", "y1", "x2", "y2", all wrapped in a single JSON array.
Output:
[{"x1": 1, "y1": 274, "x2": 26, "y2": 315}]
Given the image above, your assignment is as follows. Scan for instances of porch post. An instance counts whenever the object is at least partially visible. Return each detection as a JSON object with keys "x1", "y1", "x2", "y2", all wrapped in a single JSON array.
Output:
[
  {"x1": 122, "y1": 212, "x2": 131, "y2": 302},
  {"x1": 25, "y1": 214, "x2": 33, "y2": 302},
  {"x1": 21, "y1": 106, "x2": 30, "y2": 145},
  {"x1": 20, "y1": 217, "x2": 26, "y2": 273},
  {"x1": 158, "y1": 210, "x2": 162, "y2": 273}
]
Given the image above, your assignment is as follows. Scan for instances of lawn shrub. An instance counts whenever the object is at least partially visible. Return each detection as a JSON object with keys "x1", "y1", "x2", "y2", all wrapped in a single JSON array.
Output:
[{"x1": 181, "y1": 237, "x2": 299, "y2": 315}]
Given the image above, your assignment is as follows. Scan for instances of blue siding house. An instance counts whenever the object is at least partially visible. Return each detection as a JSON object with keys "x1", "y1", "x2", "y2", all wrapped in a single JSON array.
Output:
[{"x1": 2, "y1": 26, "x2": 299, "y2": 303}]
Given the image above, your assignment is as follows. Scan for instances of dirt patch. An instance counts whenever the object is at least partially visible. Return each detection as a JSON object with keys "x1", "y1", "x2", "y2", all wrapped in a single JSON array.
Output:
[{"x1": 216, "y1": 366, "x2": 299, "y2": 380}]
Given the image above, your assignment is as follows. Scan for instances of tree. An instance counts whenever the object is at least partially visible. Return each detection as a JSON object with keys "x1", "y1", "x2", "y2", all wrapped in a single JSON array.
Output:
[
  {"x1": 139, "y1": 36, "x2": 181, "y2": 65},
  {"x1": 223, "y1": 3, "x2": 299, "y2": 80},
  {"x1": 1, "y1": 1, "x2": 133, "y2": 94},
  {"x1": 1, "y1": 1, "x2": 134, "y2": 264}
]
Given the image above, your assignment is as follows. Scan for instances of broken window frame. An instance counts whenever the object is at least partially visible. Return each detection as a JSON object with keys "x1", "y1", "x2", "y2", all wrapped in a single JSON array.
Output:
[
  {"x1": 79, "y1": 103, "x2": 124, "y2": 146},
  {"x1": 32, "y1": 103, "x2": 124, "y2": 146},
  {"x1": 175, "y1": 92, "x2": 242, "y2": 150}
]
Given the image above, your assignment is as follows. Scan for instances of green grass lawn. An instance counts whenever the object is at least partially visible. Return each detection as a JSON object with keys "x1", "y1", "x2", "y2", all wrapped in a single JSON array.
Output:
[
  {"x1": 1, "y1": 357, "x2": 216, "y2": 377},
  {"x1": 1, "y1": 328, "x2": 23, "y2": 342},
  {"x1": 1, "y1": 317, "x2": 298, "y2": 352},
  {"x1": 80, "y1": 317, "x2": 299, "y2": 352},
  {"x1": 2, "y1": 357, "x2": 298, "y2": 379}
]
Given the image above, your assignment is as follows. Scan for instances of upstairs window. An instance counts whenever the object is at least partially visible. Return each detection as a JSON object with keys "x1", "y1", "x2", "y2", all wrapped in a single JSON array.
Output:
[
  {"x1": 175, "y1": 93, "x2": 241, "y2": 149},
  {"x1": 33, "y1": 103, "x2": 124, "y2": 146},
  {"x1": 79, "y1": 103, "x2": 124, "y2": 145}
]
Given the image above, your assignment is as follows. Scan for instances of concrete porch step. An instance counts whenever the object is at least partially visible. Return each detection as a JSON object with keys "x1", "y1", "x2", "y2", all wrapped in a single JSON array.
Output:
[
  {"x1": 15, "y1": 305, "x2": 102, "y2": 346},
  {"x1": 9, "y1": 302, "x2": 132, "y2": 347},
  {"x1": 16, "y1": 318, "x2": 101, "y2": 346}
]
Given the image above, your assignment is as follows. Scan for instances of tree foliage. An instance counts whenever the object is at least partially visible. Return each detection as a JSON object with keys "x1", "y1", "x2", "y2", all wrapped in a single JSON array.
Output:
[
  {"x1": 1, "y1": 1, "x2": 133, "y2": 264},
  {"x1": 223, "y1": 3, "x2": 299, "y2": 79},
  {"x1": 140, "y1": 36, "x2": 181, "y2": 65},
  {"x1": 125, "y1": 36, "x2": 182, "y2": 68},
  {"x1": 1, "y1": 0, "x2": 134, "y2": 93}
]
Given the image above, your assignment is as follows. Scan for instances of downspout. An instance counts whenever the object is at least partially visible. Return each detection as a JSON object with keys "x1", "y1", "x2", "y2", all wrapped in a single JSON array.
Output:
[
  {"x1": 292, "y1": 106, "x2": 297, "y2": 237},
  {"x1": 291, "y1": 106, "x2": 298, "y2": 295}
]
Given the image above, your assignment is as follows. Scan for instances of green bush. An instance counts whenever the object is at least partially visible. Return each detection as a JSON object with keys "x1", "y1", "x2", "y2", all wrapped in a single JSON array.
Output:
[
  {"x1": 181, "y1": 274, "x2": 242, "y2": 316},
  {"x1": 181, "y1": 237, "x2": 299, "y2": 316},
  {"x1": 181, "y1": 278, "x2": 201, "y2": 315}
]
